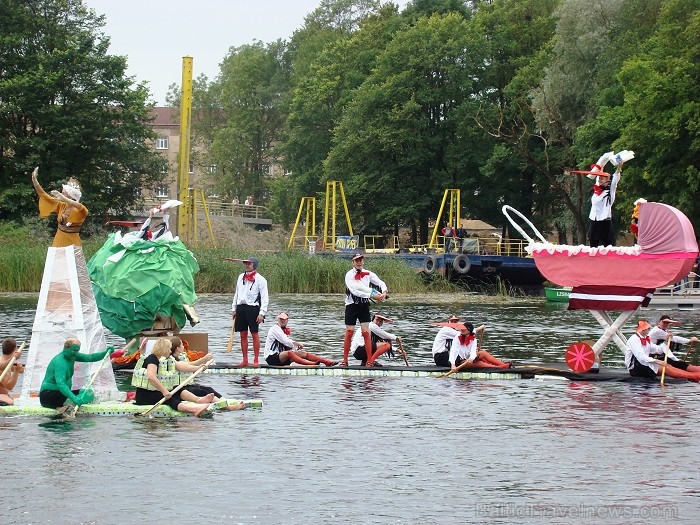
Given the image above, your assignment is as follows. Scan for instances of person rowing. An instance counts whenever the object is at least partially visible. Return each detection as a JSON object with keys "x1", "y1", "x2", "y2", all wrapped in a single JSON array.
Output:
[
  {"x1": 648, "y1": 315, "x2": 699, "y2": 370},
  {"x1": 0, "y1": 338, "x2": 24, "y2": 406},
  {"x1": 351, "y1": 313, "x2": 401, "y2": 367},
  {"x1": 449, "y1": 323, "x2": 511, "y2": 371},
  {"x1": 626, "y1": 319, "x2": 700, "y2": 381},
  {"x1": 264, "y1": 312, "x2": 338, "y2": 367},
  {"x1": 432, "y1": 315, "x2": 461, "y2": 367}
]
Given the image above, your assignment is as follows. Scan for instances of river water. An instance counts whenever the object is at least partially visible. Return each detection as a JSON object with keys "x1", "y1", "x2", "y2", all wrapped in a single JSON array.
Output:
[{"x1": 2, "y1": 293, "x2": 700, "y2": 524}]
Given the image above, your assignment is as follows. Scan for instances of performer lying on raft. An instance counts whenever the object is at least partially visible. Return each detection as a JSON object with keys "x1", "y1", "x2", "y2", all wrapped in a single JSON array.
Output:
[
  {"x1": 263, "y1": 312, "x2": 338, "y2": 367},
  {"x1": 170, "y1": 336, "x2": 244, "y2": 411},
  {"x1": 449, "y1": 323, "x2": 511, "y2": 371},
  {"x1": 625, "y1": 320, "x2": 700, "y2": 381},
  {"x1": 132, "y1": 339, "x2": 225, "y2": 417},
  {"x1": 39, "y1": 338, "x2": 116, "y2": 410}
]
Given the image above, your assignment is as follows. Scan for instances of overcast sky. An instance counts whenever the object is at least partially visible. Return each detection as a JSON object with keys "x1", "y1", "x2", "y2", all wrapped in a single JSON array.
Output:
[{"x1": 83, "y1": 0, "x2": 409, "y2": 106}]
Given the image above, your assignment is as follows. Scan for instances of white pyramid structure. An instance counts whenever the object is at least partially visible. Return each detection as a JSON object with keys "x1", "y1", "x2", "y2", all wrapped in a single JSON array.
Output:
[{"x1": 18, "y1": 246, "x2": 121, "y2": 405}]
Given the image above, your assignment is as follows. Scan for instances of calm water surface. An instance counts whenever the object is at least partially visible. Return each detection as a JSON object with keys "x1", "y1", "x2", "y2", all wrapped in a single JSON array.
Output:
[{"x1": 1, "y1": 293, "x2": 700, "y2": 524}]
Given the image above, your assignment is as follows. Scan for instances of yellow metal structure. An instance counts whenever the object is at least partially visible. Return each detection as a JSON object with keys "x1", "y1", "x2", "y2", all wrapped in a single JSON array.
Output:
[
  {"x1": 175, "y1": 56, "x2": 215, "y2": 246},
  {"x1": 287, "y1": 197, "x2": 317, "y2": 250},
  {"x1": 323, "y1": 180, "x2": 354, "y2": 251},
  {"x1": 429, "y1": 189, "x2": 461, "y2": 249}
]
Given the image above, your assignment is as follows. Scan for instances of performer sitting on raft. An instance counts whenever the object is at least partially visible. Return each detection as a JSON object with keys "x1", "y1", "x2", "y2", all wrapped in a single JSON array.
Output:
[
  {"x1": 0, "y1": 338, "x2": 24, "y2": 406},
  {"x1": 626, "y1": 320, "x2": 700, "y2": 381},
  {"x1": 31, "y1": 167, "x2": 88, "y2": 247},
  {"x1": 170, "y1": 337, "x2": 245, "y2": 411},
  {"x1": 132, "y1": 338, "x2": 217, "y2": 417},
  {"x1": 648, "y1": 315, "x2": 700, "y2": 371},
  {"x1": 39, "y1": 338, "x2": 115, "y2": 409},
  {"x1": 351, "y1": 313, "x2": 401, "y2": 367},
  {"x1": 449, "y1": 323, "x2": 511, "y2": 371},
  {"x1": 432, "y1": 315, "x2": 461, "y2": 367},
  {"x1": 264, "y1": 312, "x2": 338, "y2": 367}
]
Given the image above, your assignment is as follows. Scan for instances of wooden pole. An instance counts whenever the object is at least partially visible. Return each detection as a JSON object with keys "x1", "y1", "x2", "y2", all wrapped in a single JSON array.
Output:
[
  {"x1": 225, "y1": 324, "x2": 235, "y2": 353},
  {"x1": 397, "y1": 339, "x2": 409, "y2": 367},
  {"x1": 683, "y1": 341, "x2": 695, "y2": 361},
  {"x1": 660, "y1": 333, "x2": 672, "y2": 386},
  {"x1": 0, "y1": 341, "x2": 26, "y2": 384}
]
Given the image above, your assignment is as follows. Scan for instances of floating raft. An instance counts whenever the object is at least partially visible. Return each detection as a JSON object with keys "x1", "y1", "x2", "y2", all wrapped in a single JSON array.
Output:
[
  {"x1": 0, "y1": 398, "x2": 263, "y2": 418},
  {"x1": 200, "y1": 362, "x2": 676, "y2": 383},
  {"x1": 206, "y1": 363, "x2": 531, "y2": 380}
]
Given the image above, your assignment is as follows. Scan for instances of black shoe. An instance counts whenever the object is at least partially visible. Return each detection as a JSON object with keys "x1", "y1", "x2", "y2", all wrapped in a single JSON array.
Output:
[{"x1": 587, "y1": 367, "x2": 600, "y2": 374}]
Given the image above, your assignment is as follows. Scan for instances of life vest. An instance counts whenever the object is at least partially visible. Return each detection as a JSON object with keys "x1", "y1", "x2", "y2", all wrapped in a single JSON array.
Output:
[{"x1": 131, "y1": 355, "x2": 179, "y2": 390}]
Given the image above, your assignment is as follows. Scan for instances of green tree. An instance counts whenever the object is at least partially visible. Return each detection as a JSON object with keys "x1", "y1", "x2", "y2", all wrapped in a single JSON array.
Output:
[
  {"x1": 326, "y1": 12, "x2": 478, "y2": 242},
  {"x1": 0, "y1": 0, "x2": 164, "y2": 226}
]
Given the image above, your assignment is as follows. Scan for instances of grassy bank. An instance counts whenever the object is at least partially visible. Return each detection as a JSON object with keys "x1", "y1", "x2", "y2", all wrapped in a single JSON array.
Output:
[{"x1": 0, "y1": 227, "x2": 457, "y2": 294}]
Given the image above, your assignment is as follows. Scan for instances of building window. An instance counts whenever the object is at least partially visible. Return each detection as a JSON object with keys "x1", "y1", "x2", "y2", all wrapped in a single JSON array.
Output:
[
  {"x1": 156, "y1": 183, "x2": 169, "y2": 197},
  {"x1": 261, "y1": 164, "x2": 270, "y2": 175},
  {"x1": 208, "y1": 164, "x2": 217, "y2": 173},
  {"x1": 156, "y1": 137, "x2": 169, "y2": 150},
  {"x1": 189, "y1": 162, "x2": 194, "y2": 174},
  {"x1": 133, "y1": 186, "x2": 142, "y2": 197}
]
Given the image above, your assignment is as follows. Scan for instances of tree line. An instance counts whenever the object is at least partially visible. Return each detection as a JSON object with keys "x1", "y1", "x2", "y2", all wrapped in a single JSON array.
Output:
[{"x1": 2, "y1": 0, "x2": 698, "y2": 246}]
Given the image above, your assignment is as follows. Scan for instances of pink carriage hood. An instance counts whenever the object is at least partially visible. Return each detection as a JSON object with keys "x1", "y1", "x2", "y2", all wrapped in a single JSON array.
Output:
[{"x1": 637, "y1": 202, "x2": 698, "y2": 254}]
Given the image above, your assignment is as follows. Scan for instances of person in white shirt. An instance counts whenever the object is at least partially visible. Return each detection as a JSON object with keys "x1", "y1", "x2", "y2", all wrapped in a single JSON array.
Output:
[
  {"x1": 449, "y1": 323, "x2": 511, "y2": 372},
  {"x1": 625, "y1": 319, "x2": 700, "y2": 380},
  {"x1": 231, "y1": 257, "x2": 269, "y2": 367},
  {"x1": 341, "y1": 254, "x2": 387, "y2": 367},
  {"x1": 647, "y1": 315, "x2": 700, "y2": 372},
  {"x1": 432, "y1": 315, "x2": 460, "y2": 367},
  {"x1": 264, "y1": 312, "x2": 337, "y2": 367},
  {"x1": 588, "y1": 151, "x2": 622, "y2": 247},
  {"x1": 350, "y1": 314, "x2": 400, "y2": 367}
]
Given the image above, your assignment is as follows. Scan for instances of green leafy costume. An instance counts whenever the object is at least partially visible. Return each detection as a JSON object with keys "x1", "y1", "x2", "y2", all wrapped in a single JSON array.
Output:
[{"x1": 87, "y1": 232, "x2": 199, "y2": 339}]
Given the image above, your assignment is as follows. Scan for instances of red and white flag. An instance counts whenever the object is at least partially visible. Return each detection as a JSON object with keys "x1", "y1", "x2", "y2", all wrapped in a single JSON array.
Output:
[{"x1": 568, "y1": 285, "x2": 654, "y2": 311}]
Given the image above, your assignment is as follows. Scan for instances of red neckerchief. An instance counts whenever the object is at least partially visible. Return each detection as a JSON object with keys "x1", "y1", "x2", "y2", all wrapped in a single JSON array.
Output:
[
  {"x1": 637, "y1": 333, "x2": 650, "y2": 345},
  {"x1": 354, "y1": 269, "x2": 370, "y2": 280},
  {"x1": 244, "y1": 271, "x2": 256, "y2": 283},
  {"x1": 282, "y1": 326, "x2": 291, "y2": 336},
  {"x1": 593, "y1": 184, "x2": 603, "y2": 196},
  {"x1": 459, "y1": 334, "x2": 474, "y2": 345}
]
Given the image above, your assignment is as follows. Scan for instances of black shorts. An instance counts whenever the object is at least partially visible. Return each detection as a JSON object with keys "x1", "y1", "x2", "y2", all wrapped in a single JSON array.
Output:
[
  {"x1": 353, "y1": 341, "x2": 378, "y2": 361},
  {"x1": 589, "y1": 219, "x2": 614, "y2": 247},
  {"x1": 39, "y1": 389, "x2": 80, "y2": 409},
  {"x1": 184, "y1": 384, "x2": 222, "y2": 398},
  {"x1": 235, "y1": 304, "x2": 261, "y2": 333},
  {"x1": 628, "y1": 356, "x2": 658, "y2": 379},
  {"x1": 434, "y1": 352, "x2": 450, "y2": 367},
  {"x1": 345, "y1": 303, "x2": 371, "y2": 326},
  {"x1": 134, "y1": 388, "x2": 183, "y2": 411},
  {"x1": 649, "y1": 354, "x2": 690, "y2": 371},
  {"x1": 265, "y1": 353, "x2": 287, "y2": 366}
]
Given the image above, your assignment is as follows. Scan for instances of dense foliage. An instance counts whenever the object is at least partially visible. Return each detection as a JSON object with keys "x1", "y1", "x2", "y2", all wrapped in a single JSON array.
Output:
[
  {"x1": 2, "y1": 0, "x2": 697, "y2": 246},
  {"x1": 186, "y1": 0, "x2": 699, "y2": 244},
  {"x1": 0, "y1": 0, "x2": 164, "y2": 227}
]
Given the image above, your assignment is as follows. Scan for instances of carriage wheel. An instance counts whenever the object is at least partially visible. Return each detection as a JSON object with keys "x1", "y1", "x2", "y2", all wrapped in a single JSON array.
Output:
[{"x1": 565, "y1": 341, "x2": 595, "y2": 373}]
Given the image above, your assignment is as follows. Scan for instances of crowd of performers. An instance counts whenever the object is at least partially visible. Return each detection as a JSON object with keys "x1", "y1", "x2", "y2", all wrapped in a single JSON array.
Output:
[{"x1": 5, "y1": 150, "x2": 700, "y2": 416}]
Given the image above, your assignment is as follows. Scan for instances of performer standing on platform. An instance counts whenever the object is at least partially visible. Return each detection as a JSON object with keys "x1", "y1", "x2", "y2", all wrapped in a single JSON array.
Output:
[
  {"x1": 231, "y1": 257, "x2": 268, "y2": 367},
  {"x1": 31, "y1": 167, "x2": 88, "y2": 247},
  {"x1": 340, "y1": 254, "x2": 387, "y2": 368},
  {"x1": 588, "y1": 151, "x2": 627, "y2": 247}
]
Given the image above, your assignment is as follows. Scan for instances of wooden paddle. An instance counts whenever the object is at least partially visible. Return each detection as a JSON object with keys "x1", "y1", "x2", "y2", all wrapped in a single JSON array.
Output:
[
  {"x1": 0, "y1": 341, "x2": 26, "y2": 384},
  {"x1": 225, "y1": 324, "x2": 235, "y2": 353},
  {"x1": 660, "y1": 333, "x2": 672, "y2": 386},
  {"x1": 68, "y1": 338, "x2": 138, "y2": 418},
  {"x1": 397, "y1": 339, "x2": 409, "y2": 367},
  {"x1": 436, "y1": 358, "x2": 472, "y2": 378},
  {"x1": 683, "y1": 341, "x2": 695, "y2": 361},
  {"x1": 136, "y1": 364, "x2": 208, "y2": 417}
]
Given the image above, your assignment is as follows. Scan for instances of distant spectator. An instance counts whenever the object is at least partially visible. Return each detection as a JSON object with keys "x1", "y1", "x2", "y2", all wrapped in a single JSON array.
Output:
[
  {"x1": 441, "y1": 223, "x2": 455, "y2": 253},
  {"x1": 244, "y1": 195, "x2": 253, "y2": 206},
  {"x1": 232, "y1": 196, "x2": 239, "y2": 205}
]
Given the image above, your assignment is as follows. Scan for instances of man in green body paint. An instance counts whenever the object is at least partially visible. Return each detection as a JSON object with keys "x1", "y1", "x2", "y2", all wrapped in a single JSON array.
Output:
[{"x1": 39, "y1": 338, "x2": 115, "y2": 409}]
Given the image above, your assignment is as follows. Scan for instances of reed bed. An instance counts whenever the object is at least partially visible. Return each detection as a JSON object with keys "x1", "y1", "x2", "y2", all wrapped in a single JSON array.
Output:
[{"x1": 0, "y1": 227, "x2": 461, "y2": 295}]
